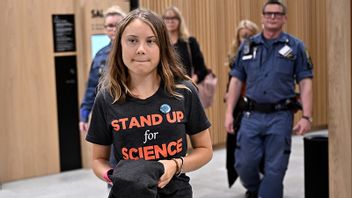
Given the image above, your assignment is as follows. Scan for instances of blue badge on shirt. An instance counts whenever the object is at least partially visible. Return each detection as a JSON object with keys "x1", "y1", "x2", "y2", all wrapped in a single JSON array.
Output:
[{"x1": 160, "y1": 104, "x2": 171, "y2": 114}]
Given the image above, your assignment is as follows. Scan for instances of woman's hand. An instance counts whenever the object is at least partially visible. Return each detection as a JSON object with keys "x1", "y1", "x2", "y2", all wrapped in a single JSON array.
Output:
[
  {"x1": 157, "y1": 159, "x2": 179, "y2": 188},
  {"x1": 79, "y1": 121, "x2": 89, "y2": 133}
]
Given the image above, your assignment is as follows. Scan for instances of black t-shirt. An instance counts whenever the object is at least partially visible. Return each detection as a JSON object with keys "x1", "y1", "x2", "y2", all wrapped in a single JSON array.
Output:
[{"x1": 86, "y1": 80, "x2": 211, "y2": 163}]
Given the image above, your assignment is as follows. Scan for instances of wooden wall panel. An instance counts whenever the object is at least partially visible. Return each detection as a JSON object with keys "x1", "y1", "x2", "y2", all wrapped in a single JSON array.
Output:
[
  {"x1": 140, "y1": 0, "x2": 328, "y2": 146},
  {"x1": 310, "y1": 0, "x2": 328, "y2": 127},
  {"x1": 0, "y1": 0, "x2": 78, "y2": 182},
  {"x1": 327, "y1": 0, "x2": 351, "y2": 197},
  {"x1": 0, "y1": 1, "x2": 24, "y2": 183}
]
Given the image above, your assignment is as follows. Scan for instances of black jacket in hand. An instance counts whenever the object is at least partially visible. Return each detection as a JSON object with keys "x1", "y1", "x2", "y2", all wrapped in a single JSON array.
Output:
[{"x1": 108, "y1": 160, "x2": 164, "y2": 198}]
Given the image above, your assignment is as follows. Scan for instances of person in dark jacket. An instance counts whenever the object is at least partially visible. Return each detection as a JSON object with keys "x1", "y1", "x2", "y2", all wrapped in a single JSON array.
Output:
[{"x1": 162, "y1": 6, "x2": 208, "y2": 84}]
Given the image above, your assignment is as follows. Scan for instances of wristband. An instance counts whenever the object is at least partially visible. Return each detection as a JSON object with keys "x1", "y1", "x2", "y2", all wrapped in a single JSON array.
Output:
[
  {"x1": 302, "y1": 115, "x2": 313, "y2": 123},
  {"x1": 103, "y1": 168, "x2": 113, "y2": 183},
  {"x1": 176, "y1": 157, "x2": 184, "y2": 177},
  {"x1": 171, "y1": 158, "x2": 180, "y2": 176}
]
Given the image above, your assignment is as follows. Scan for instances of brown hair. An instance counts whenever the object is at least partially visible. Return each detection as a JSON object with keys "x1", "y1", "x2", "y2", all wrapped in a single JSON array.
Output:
[{"x1": 99, "y1": 9, "x2": 191, "y2": 103}]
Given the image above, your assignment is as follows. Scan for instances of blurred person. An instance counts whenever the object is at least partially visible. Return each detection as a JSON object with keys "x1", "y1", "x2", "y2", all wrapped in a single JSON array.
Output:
[
  {"x1": 224, "y1": 19, "x2": 259, "y2": 102},
  {"x1": 86, "y1": 9, "x2": 213, "y2": 197},
  {"x1": 225, "y1": 1, "x2": 313, "y2": 197},
  {"x1": 224, "y1": 19, "x2": 259, "y2": 188}
]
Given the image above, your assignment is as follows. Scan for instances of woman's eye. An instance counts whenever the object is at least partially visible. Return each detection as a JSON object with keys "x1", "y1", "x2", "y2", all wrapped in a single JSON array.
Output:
[
  {"x1": 147, "y1": 39, "x2": 157, "y2": 46},
  {"x1": 127, "y1": 38, "x2": 138, "y2": 46},
  {"x1": 128, "y1": 38, "x2": 136, "y2": 43}
]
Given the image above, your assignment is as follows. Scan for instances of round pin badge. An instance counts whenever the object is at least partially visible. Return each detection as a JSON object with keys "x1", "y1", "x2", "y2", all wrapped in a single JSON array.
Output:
[{"x1": 160, "y1": 104, "x2": 171, "y2": 114}]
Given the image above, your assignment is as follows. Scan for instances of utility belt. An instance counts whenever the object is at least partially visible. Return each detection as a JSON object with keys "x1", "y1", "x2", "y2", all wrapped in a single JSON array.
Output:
[{"x1": 241, "y1": 96, "x2": 302, "y2": 113}]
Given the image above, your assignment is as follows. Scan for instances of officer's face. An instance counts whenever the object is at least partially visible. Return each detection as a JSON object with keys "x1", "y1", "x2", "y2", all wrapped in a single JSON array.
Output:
[{"x1": 262, "y1": 4, "x2": 287, "y2": 32}]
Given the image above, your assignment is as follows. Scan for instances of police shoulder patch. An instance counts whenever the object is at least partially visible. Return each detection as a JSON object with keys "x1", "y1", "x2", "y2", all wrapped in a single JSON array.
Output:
[{"x1": 305, "y1": 48, "x2": 313, "y2": 70}]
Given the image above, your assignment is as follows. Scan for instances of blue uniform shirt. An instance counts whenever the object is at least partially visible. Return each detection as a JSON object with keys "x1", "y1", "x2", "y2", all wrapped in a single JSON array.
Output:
[
  {"x1": 80, "y1": 43, "x2": 112, "y2": 122},
  {"x1": 231, "y1": 32, "x2": 313, "y2": 103}
]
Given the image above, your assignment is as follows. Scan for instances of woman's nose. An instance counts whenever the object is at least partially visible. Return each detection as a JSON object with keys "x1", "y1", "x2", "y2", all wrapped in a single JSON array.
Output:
[{"x1": 136, "y1": 42, "x2": 146, "y2": 54}]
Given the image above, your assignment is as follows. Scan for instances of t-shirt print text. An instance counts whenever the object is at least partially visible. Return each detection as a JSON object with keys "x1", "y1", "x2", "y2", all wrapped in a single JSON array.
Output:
[
  {"x1": 112, "y1": 111, "x2": 185, "y2": 160},
  {"x1": 111, "y1": 111, "x2": 184, "y2": 132}
]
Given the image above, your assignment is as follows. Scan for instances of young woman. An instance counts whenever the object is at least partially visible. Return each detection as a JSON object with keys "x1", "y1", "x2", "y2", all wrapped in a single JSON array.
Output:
[{"x1": 86, "y1": 9, "x2": 213, "y2": 197}]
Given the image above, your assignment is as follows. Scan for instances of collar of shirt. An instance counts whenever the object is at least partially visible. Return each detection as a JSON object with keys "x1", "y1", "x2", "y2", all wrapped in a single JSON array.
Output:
[
  {"x1": 252, "y1": 32, "x2": 291, "y2": 46},
  {"x1": 103, "y1": 42, "x2": 113, "y2": 53}
]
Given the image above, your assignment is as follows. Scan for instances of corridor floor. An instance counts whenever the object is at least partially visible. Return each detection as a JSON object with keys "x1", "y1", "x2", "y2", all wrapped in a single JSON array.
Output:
[{"x1": 0, "y1": 131, "x2": 322, "y2": 198}]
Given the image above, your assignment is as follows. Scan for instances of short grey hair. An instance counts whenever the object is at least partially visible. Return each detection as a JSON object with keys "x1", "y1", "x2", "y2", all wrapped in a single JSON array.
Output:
[{"x1": 104, "y1": 5, "x2": 127, "y2": 18}]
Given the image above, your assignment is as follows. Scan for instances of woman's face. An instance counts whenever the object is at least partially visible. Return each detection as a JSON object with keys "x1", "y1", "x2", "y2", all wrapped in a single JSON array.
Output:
[
  {"x1": 238, "y1": 28, "x2": 254, "y2": 43},
  {"x1": 163, "y1": 10, "x2": 180, "y2": 33},
  {"x1": 121, "y1": 19, "x2": 160, "y2": 77},
  {"x1": 104, "y1": 15, "x2": 124, "y2": 41}
]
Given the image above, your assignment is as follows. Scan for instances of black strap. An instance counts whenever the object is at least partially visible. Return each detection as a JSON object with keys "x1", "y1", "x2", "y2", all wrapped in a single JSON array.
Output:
[{"x1": 186, "y1": 39, "x2": 194, "y2": 75}]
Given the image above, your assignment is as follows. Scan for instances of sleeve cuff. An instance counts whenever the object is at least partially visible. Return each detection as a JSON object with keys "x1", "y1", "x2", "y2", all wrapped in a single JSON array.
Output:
[
  {"x1": 296, "y1": 72, "x2": 313, "y2": 83},
  {"x1": 230, "y1": 69, "x2": 245, "y2": 82},
  {"x1": 80, "y1": 110, "x2": 90, "y2": 122}
]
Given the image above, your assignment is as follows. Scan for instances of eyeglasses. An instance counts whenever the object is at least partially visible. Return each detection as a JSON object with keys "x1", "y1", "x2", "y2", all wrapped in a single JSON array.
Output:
[
  {"x1": 263, "y1": 12, "x2": 285, "y2": 18},
  {"x1": 104, "y1": 23, "x2": 117, "y2": 29},
  {"x1": 163, "y1": 16, "x2": 179, "y2": 21}
]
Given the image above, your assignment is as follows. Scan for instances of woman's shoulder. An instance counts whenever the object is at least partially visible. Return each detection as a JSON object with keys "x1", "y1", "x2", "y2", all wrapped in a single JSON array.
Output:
[
  {"x1": 178, "y1": 36, "x2": 197, "y2": 44},
  {"x1": 187, "y1": 36, "x2": 201, "y2": 50},
  {"x1": 188, "y1": 36, "x2": 198, "y2": 43},
  {"x1": 176, "y1": 80, "x2": 197, "y2": 94},
  {"x1": 95, "y1": 89, "x2": 114, "y2": 104},
  {"x1": 180, "y1": 79, "x2": 194, "y2": 87}
]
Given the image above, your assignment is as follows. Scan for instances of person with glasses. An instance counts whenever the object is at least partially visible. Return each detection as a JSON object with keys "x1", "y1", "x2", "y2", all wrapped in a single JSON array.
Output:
[
  {"x1": 79, "y1": 5, "x2": 126, "y2": 189},
  {"x1": 162, "y1": 6, "x2": 208, "y2": 84},
  {"x1": 225, "y1": 1, "x2": 313, "y2": 197}
]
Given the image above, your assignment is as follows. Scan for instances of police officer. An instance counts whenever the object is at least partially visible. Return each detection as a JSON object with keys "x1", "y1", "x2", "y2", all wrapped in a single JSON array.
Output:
[
  {"x1": 80, "y1": 6, "x2": 126, "y2": 133},
  {"x1": 225, "y1": 1, "x2": 313, "y2": 198}
]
